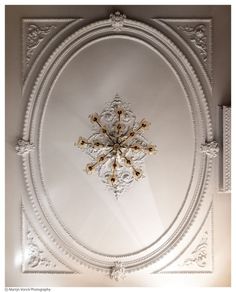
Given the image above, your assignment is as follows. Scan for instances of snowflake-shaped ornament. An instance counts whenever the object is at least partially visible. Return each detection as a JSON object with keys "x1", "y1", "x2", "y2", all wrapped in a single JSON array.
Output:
[{"x1": 75, "y1": 94, "x2": 157, "y2": 198}]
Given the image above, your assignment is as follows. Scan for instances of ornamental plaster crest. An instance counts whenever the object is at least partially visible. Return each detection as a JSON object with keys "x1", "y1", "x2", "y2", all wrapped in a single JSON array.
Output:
[
  {"x1": 16, "y1": 139, "x2": 35, "y2": 155},
  {"x1": 110, "y1": 11, "x2": 126, "y2": 31},
  {"x1": 110, "y1": 261, "x2": 126, "y2": 281},
  {"x1": 200, "y1": 141, "x2": 219, "y2": 158}
]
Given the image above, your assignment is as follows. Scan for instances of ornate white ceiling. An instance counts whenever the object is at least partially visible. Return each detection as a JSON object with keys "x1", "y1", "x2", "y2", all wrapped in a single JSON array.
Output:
[{"x1": 5, "y1": 5, "x2": 231, "y2": 287}]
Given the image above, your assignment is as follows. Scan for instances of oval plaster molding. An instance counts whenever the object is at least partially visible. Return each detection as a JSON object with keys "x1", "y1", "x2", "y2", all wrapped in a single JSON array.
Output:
[{"x1": 19, "y1": 12, "x2": 217, "y2": 275}]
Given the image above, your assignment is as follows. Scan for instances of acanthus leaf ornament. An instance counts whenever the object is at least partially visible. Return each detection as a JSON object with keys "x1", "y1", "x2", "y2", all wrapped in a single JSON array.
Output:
[
  {"x1": 16, "y1": 139, "x2": 35, "y2": 156},
  {"x1": 177, "y1": 24, "x2": 208, "y2": 63},
  {"x1": 25, "y1": 230, "x2": 56, "y2": 269},
  {"x1": 180, "y1": 231, "x2": 208, "y2": 268},
  {"x1": 110, "y1": 261, "x2": 126, "y2": 281},
  {"x1": 75, "y1": 94, "x2": 158, "y2": 198},
  {"x1": 25, "y1": 24, "x2": 56, "y2": 66},
  {"x1": 200, "y1": 141, "x2": 219, "y2": 158},
  {"x1": 109, "y1": 11, "x2": 126, "y2": 31}
]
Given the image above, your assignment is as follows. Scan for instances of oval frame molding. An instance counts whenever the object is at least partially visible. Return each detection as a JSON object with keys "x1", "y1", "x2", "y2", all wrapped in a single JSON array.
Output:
[{"x1": 19, "y1": 12, "x2": 218, "y2": 275}]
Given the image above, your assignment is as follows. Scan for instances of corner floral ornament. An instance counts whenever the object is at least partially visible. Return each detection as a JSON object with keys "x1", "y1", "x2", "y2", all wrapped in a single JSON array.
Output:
[{"x1": 75, "y1": 94, "x2": 157, "y2": 198}]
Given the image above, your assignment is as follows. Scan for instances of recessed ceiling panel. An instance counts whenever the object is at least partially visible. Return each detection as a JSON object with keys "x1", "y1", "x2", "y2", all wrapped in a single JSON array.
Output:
[{"x1": 40, "y1": 37, "x2": 194, "y2": 255}]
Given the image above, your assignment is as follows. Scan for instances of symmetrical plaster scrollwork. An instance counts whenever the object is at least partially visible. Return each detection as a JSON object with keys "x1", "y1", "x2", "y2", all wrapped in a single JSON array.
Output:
[
  {"x1": 110, "y1": 262, "x2": 126, "y2": 281},
  {"x1": 177, "y1": 24, "x2": 208, "y2": 63},
  {"x1": 200, "y1": 141, "x2": 219, "y2": 158},
  {"x1": 16, "y1": 139, "x2": 35, "y2": 155},
  {"x1": 180, "y1": 231, "x2": 208, "y2": 268},
  {"x1": 110, "y1": 11, "x2": 126, "y2": 31},
  {"x1": 222, "y1": 106, "x2": 231, "y2": 192},
  {"x1": 25, "y1": 24, "x2": 56, "y2": 66}
]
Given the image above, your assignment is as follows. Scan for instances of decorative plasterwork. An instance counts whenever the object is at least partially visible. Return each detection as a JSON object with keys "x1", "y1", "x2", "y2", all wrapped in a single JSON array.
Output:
[
  {"x1": 25, "y1": 229, "x2": 56, "y2": 269},
  {"x1": 200, "y1": 141, "x2": 219, "y2": 158},
  {"x1": 177, "y1": 24, "x2": 207, "y2": 63},
  {"x1": 75, "y1": 94, "x2": 157, "y2": 198},
  {"x1": 16, "y1": 139, "x2": 35, "y2": 156},
  {"x1": 110, "y1": 11, "x2": 126, "y2": 31},
  {"x1": 20, "y1": 12, "x2": 215, "y2": 275},
  {"x1": 22, "y1": 211, "x2": 74, "y2": 273},
  {"x1": 154, "y1": 19, "x2": 212, "y2": 84},
  {"x1": 157, "y1": 204, "x2": 213, "y2": 273},
  {"x1": 222, "y1": 106, "x2": 231, "y2": 192},
  {"x1": 180, "y1": 231, "x2": 208, "y2": 268},
  {"x1": 25, "y1": 23, "x2": 56, "y2": 66},
  {"x1": 22, "y1": 19, "x2": 79, "y2": 82},
  {"x1": 110, "y1": 262, "x2": 126, "y2": 281}
]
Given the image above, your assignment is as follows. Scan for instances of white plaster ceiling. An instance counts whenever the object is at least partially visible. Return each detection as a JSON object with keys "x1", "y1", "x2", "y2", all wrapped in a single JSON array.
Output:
[{"x1": 40, "y1": 37, "x2": 194, "y2": 255}]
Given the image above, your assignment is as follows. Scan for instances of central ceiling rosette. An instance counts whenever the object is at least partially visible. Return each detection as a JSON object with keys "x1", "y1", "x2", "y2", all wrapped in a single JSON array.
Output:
[{"x1": 75, "y1": 94, "x2": 157, "y2": 198}]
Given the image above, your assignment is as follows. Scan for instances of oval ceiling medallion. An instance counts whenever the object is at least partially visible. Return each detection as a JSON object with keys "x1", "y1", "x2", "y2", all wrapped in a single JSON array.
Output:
[{"x1": 18, "y1": 11, "x2": 218, "y2": 277}]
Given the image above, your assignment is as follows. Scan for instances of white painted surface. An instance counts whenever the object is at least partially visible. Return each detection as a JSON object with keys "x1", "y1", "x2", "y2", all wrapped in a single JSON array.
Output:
[{"x1": 5, "y1": 5, "x2": 231, "y2": 287}]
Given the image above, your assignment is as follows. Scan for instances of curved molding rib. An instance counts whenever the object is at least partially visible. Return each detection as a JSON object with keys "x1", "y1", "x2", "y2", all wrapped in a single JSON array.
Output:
[
  {"x1": 157, "y1": 204, "x2": 213, "y2": 273},
  {"x1": 154, "y1": 18, "x2": 212, "y2": 85},
  {"x1": 19, "y1": 11, "x2": 216, "y2": 276}
]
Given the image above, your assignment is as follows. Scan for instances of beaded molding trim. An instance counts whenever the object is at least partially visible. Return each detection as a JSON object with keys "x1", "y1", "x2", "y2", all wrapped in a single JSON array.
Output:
[{"x1": 222, "y1": 106, "x2": 231, "y2": 192}]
